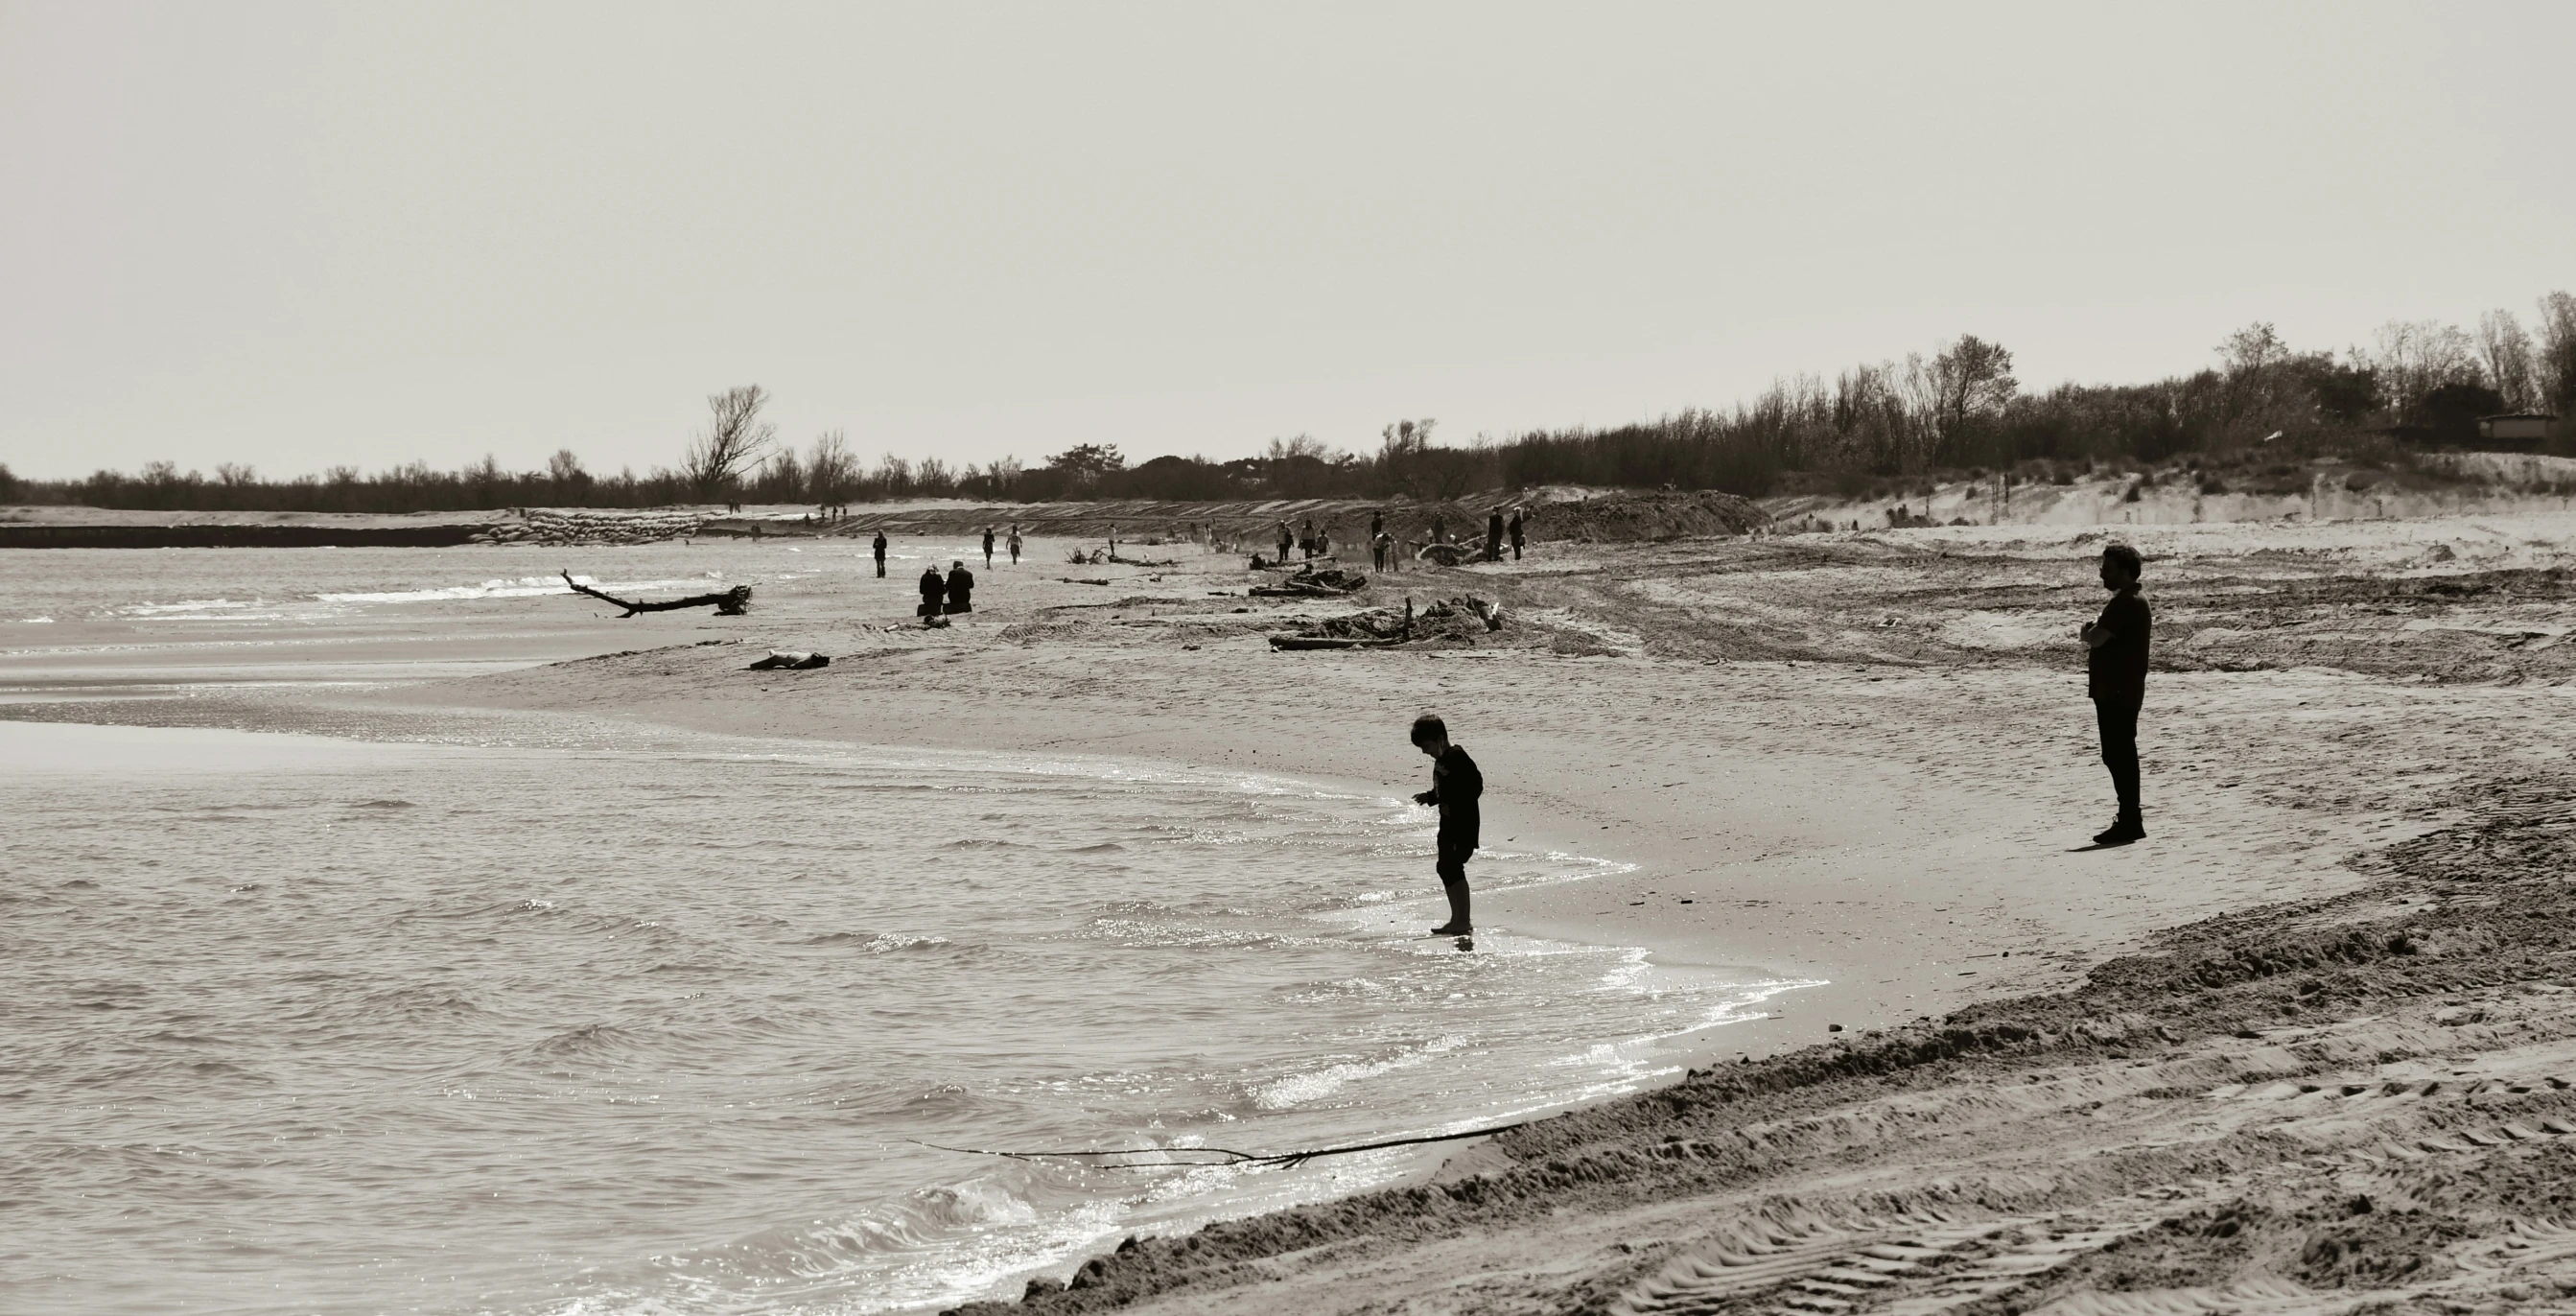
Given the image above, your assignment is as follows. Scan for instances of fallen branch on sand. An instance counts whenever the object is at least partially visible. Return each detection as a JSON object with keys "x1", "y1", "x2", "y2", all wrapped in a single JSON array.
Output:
[
  {"x1": 745, "y1": 649, "x2": 829, "y2": 670},
  {"x1": 1268, "y1": 595, "x2": 1505, "y2": 650},
  {"x1": 1251, "y1": 567, "x2": 1369, "y2": 598},
  {"x1": 916, "y1": 1118, "x2": 1529, "y2": 1171},
  {"x1": 560, "y1": 571, "x2": 753, "y2": 617}
]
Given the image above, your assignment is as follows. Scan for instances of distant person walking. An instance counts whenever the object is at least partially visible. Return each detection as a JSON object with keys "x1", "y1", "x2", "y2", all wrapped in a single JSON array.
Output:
[
  {"x1": 873, "y1": 530, "x2": 888, "y2": 578},
  {"x1": 982, "y1": 526, "x2": 995, "y2": 567},
  {"x1": 1485, "y1": 506, "x2": 1506, "y2": 562},
  {"x1": 1410, "y1": 714, "x2": 1483, "y2": 937},
  {"x1": 1008, "y1": 525, "x2": 1023, "y2": 564},
  {"x1": 2080, "y1": 543, "x2": 2152, "y2": 845},
  {"x1": 1275, "y1": 521, "x2": 1293, "y2": 563},
  {"x1": 945, "y1": 560, "x2": 975, "y2": 613},
  {"x1": 917, "y1": 565, "x2": 946, "y2": 620},
  {"x1": 1370, "y1": 507, "x2": 1384, "y2": 543},
  {"x1": 1371, "y1": 530, "x2": 1391, "y2": 572},
  {"x1": 1508, "y1": 506, "x2": 1525, "y2": 560}
]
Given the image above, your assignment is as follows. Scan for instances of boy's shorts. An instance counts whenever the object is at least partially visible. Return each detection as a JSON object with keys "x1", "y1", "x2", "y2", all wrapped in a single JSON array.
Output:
[{"x1": 1437, "y1": 838, "x2": 1474, "y2": 881}]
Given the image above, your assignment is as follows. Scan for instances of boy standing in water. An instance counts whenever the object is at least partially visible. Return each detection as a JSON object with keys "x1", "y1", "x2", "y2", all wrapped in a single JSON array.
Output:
[
  {"x1": 2079, "y1": 543, "x2": 2151, "y2": 845},
  {"x1": 1409, "y1": 714, "x2": 1483, "y2": 936}
]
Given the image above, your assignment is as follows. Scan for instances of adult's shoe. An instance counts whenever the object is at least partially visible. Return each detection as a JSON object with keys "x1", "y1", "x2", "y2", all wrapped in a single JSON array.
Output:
[{"x1": 2092, "y1": 815, "x2": 2145, "y2": 846}]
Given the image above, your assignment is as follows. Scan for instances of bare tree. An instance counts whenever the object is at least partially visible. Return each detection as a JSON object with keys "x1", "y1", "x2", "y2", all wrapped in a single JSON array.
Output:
[
  {"x1": 2476, "y1": 311, "x2": 2540, "y2": 411},
  {"x1": 547, "y1": 448, "x2": 592, "y2": 505},
  {"x1": 2357, "y1": 320, "x2": 2481, "y2": 418},
  {"x1": 2535, "y1": 292, "x2": 2576, "y2": 413},
  {"x1": 2218, "y1": 322, "x2": 2289, "y2": 377},
  {"x1": 807, "y1": 430, "x2": 855, "y2": 503},
  {"x1": 1928, "y1": 334, "x2": 2018, "y2": 443},
  {"x1": 682, "y1": 385, "x2": 779, "y2": 497},
  {"x1": 215, "y1": 462, "x2": 258, "y2": 486}
]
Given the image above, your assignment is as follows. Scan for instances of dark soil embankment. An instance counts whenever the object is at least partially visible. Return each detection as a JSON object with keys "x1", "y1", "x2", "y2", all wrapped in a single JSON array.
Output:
[{"x1": 0, "y1": 522, "x2": 491, "y2": 549}]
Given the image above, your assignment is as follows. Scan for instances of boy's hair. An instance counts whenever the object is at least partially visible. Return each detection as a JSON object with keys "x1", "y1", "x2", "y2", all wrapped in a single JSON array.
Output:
[
  {"x1": 2102, "y1": 543, "x2": 2143, "y2": 579},
  {"x1": 1410, "y1": 714, "x2": 1447, "y2": 746}
]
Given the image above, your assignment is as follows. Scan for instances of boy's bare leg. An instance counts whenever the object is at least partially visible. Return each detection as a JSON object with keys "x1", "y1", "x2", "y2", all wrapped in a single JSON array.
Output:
[{"x1": 1433, "y1": 855, "x2": 1471, "y2": 934}]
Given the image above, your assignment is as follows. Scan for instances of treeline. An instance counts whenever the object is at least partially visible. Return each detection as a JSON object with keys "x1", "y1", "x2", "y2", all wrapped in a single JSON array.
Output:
[{"x1": 11, "y1": 293, "x2": 2569, "y2": 511}]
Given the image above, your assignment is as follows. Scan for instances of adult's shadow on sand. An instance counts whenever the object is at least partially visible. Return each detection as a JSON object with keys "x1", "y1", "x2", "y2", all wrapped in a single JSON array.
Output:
[{"x1": 2067, "y1": 840, "x2": 2139, "y2": 853}]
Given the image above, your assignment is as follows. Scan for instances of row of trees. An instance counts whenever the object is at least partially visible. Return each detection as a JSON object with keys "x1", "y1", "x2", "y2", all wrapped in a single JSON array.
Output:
[{"x1": 15, "y1": 293, "x2": 2570, "y2": 511}]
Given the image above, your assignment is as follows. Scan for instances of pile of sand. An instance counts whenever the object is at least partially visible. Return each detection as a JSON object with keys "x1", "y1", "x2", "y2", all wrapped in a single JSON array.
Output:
[{"x1": 1524, "y1": 489, "x2": 1768, "y2": 542}]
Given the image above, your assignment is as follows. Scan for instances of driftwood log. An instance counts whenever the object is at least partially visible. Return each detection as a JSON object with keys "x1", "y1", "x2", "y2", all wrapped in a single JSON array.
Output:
[
  {"x1": 561, "y1": 570, "x2": 752, "y2": 617},
  {"x1": 1268, "y1": 634, "x2": 1401, "y2": 651}
]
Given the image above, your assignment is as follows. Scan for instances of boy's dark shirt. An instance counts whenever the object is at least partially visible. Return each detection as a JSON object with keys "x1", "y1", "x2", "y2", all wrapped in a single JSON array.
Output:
[
  {"x1": 1419, "y1": 744, "x2": 1484, "y2": 850},
  {"x1": 2088, "y1": 588, "x2": 2151, "y2": 702}
]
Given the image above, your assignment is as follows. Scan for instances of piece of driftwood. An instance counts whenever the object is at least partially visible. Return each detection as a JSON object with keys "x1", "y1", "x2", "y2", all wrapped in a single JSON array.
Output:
[
  {"x1": 1251, "y1": 567, "x2": 1369, "y2": 598},
  {"x1": 746, "y1": 649, "x2": 830, "y2": 670},
  {"x1": 561, "y1": 571, "x2": 752, "y2": 617},
  {"x1": 1416, "y1": 543, "x2": 1472, "y2": 567},
  {"x1": 1267, "y1": 634, "x2": 1401, "y2": 651}
]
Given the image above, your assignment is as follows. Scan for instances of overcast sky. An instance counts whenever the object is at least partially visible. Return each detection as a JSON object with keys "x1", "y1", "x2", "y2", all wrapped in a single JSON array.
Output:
[{"x1": 4, "y1": 2, "x2": 2569, "y2": 482}]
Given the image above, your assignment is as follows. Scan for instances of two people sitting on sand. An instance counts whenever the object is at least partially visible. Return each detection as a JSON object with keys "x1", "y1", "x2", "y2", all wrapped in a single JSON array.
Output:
[{"x1": 917, "y1": 561, "x2": 977, "y2": 620}]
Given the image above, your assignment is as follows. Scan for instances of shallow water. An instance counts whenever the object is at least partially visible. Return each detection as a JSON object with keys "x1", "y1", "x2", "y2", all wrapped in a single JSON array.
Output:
[{"x1": 2, "y1": 716, "x2": 1791, "y2": 1314}]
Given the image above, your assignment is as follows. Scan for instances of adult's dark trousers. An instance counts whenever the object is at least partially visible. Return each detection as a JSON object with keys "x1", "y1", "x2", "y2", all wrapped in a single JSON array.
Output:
[
  {"x1": 2094, "y1": 693, "x2": 2142, "y2": 817},
  {"x1": 876, "y1": 559, "x2": 886, "y2": 577}
]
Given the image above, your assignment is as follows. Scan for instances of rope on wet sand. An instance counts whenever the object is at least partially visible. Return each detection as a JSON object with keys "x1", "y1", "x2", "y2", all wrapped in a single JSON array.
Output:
[{"x1": 915, "y1": 1119, "x2": 1529, "y2": 1170}]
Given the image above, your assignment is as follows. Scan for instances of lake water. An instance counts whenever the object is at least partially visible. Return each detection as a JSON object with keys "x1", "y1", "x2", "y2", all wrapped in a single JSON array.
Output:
[{"x1": 0, "y1": 546, "x2": 1794, "y2": 1314}]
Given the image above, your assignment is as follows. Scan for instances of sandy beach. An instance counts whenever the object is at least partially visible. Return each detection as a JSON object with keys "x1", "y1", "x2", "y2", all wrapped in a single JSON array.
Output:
[{"x1": 21, "y1": 510, "x2": 2576, "y2": 1312}]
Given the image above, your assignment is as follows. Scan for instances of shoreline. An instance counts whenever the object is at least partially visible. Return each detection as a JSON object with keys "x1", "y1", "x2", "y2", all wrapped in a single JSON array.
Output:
[{"x1": 23, "y1": 515, "x2": 2576, "y2": 1310}]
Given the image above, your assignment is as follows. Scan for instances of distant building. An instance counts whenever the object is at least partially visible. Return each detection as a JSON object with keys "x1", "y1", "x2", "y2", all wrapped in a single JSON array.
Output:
[{"x1": 2478, "y1": 411, "x2": 2560, "y2": 448}]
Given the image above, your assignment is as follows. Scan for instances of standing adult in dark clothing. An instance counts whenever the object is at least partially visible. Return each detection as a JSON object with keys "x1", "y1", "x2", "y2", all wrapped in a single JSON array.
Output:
[
  {"x1": 1370, "y1": 508, "x2": 1384, "y2": 544},
  {"x1": 1410, "y1": 714, "x2": 1484, "y2": 937},
  {"x1": 1275, "y1": 521, "x2": 1293, "y2": 563},
  {"x1": 2080, "y1": 543, "x2": 2152, "y2": 845},
  {"x1": 1485, "y1": 506, "x2": 1506, "y2": 561},
  {"x1": 1430, "y1": 513, "x2": 1446, "y2": 545},
  {"x1": 1008, "y1": 525, "x2": 1022, "y2": 564},
  {"x1": 945, "y1": 560, "x2": 975, "y2": 613},
  {"x1": 1371, "y1": 531, "x2": 1390, "y2": 573},
  {"x1": 982, "y1": 527, "x2": 995, "y2": 568},
  {"x1": 917, "y1": 566, "x2": 946, "y2": 619},
  {"x1": 872, "y1": 531, "x2": 888, "y2": 578},
  {"x1": 1508, "y1": 507, "x2": 1525, "y2": 560}
]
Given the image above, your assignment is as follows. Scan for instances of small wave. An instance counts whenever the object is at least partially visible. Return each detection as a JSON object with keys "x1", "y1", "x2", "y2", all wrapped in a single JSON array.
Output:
[
  {"x1": 344, "y1": 798, "x2": 415, "y2": 810},
  {"x1": 312, "y1": 576, "x2": 719, "y2": 605},
  {"x1": 531, "y1": 1022, "x2": 644, "y2": 1059},
  {"x1": 1253, "y1": 1035, "x2": 1464, "y2": 1111},
  {"x1": 800, "y1": 931, "x2": 956, "y2": 954},
  {"x1": 1065, "y1": 841, "x2": 1127, "y2": 854}
]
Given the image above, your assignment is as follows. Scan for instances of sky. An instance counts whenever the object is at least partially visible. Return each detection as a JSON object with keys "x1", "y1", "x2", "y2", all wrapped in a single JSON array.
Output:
[{"x1": 3, "y1": 1, "x2": 2570, "y2": 482}]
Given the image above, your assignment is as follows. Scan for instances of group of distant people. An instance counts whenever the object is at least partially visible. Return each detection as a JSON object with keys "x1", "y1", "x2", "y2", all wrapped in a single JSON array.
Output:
[{"x1": 1246, "y1": 505, "x2": 1533, "y2": 574}]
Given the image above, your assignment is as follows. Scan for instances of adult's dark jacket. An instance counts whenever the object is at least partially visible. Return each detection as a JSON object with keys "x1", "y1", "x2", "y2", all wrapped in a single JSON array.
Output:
[
  {"x1": 918, "y1": 568, "x2": 945, "y2": 606},
  {"x1": 946, "y1": 566, "x2": 975, "y2": 611},
  {"x1": 873, "y1": 533, "x2": 888, "y2": 559},
  {"x1": 2088, "y1": 589, "x2": 2151, "y2": 702},
  {"x1": 1419, "y1": 744, "x2": 1484, "y2": 852}
]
